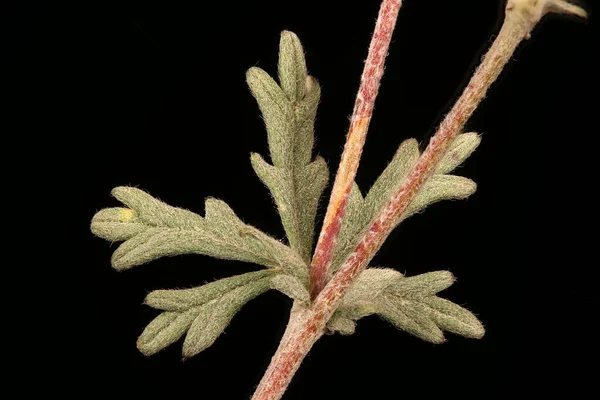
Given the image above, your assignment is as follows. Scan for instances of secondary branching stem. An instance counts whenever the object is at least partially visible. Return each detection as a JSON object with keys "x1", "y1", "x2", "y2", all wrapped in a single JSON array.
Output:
[
  {"x1": 252, "y1": 1, "x2": 586, "y2": 399},
  {"x1": 309, "y1": 0, "x2": 403, "y2": 299}
]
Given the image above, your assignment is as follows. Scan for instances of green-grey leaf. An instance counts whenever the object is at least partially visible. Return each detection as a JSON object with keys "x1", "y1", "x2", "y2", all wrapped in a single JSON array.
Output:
[
  {"x1": 278, "y1": 31, "x2": 307, "y2": 102},
  {"x1": 93, "y1": 187, "x2": 308, "y2": 281},
  {"x1": 328, "y1": 267, "x2": 483, "y2": 343},
  {"x1": 90, "y1": 207, "x2": 147, "y2": 241},
  {"x1": 421, "y1": 296, "x2": 485, "y2": 339},
  {"x1": 270, "y1": 275, "x2": 309, "y2": 303},
  {"x1": 376, "y1": 294, "x2": 445, "y2": 344},
  {"x1": 182, "y1": 279, "x2": 271, "y2": 358},
  {"x1": 387, "y1": 271, "x2": 455, "y2": 299},
  {"x1": 246, "y1": 67, "x2": 294, "y2": 168},
  {"x1": 435, "y1": 132, "x2": 481, "y2": 175},
  {"x1": 402, "y1": 175, "x2": 477, "y2": 221},
  {"x1": 145, "y1": 270, "x2": 276, "y2": 311},
  {"x1": 136, "y1": 308, "x2": 199, "y2": 356},
  {"x1": 248, "y1": 33, "x2": 326, "y2": 263}
]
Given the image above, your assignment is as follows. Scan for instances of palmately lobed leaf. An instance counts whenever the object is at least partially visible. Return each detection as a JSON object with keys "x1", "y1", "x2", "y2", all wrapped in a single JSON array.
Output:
[
  {"x1": 91, "y1": 187, "x2": 309, "y2": 282},
  {"x1": 329, "y1": 268, "x2": 484, "y2": 343},
  {"x1": 248, "y1": 31, "x2": 328, "y2": 263},
  {"x1": 182, "y1": 279, "x2": 272, "y2": 359},
  {"x1": 138, "y1": 272, "x2": 274, "y2": 358}
]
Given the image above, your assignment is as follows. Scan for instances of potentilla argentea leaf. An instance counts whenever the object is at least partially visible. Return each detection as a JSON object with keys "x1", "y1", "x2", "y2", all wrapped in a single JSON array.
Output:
[
  {"x1": 271, "y1": 275, "x2": 310, "y2": 303},
  {"x1": 136, "y1": 308, "x2": 199, "y2": 356},
  {"x1": 435, "y1": 132, "x2": 481, "y2": 175},
  {"x1": 248, "y1": 32, "x2": 327, "y2": 262},
  {"x1": 145, "y1": 270, "x2": 277, "y2": 311},
  {"x1": 332, "y1": 269, "x2": 483, "y2": 342},
  {"x1": 386, "y1": 271, "x2": 455, "y2": 299},
  {"x1": 139, "y1": 275, "x2": 273, "y2": 357},
  {"x1": 92, "y1": 187, "x2": 308, "y2": 281},
  {"x1": 182, "y1": 278, "x2": 272, "y2": 359},
  {"x1": 421, "y1": 296, "x2": 485, "y2": 339}
]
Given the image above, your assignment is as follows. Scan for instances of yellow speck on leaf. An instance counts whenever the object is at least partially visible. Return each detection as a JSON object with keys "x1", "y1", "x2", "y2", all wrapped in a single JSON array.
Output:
[{"x1": 119, "y1": 208, "x2": 136, "y2": 222}]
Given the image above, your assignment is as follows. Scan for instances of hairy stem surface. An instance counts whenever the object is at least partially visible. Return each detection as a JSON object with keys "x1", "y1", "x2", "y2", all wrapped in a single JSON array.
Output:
[
  {"x1": 313, "y1": 0, "x2": 587, "y2": 321},
  {"x1": 310, "y1": 0, "x2": 403, "y2": 299},
  {"x1": 252, "y1": 2, "x2": 586, "y2": 399}
]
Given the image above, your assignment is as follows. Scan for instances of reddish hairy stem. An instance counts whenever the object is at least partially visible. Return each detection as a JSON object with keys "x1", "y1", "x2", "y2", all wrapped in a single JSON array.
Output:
[
  {"x1": 251, "y1": 2, "x2": 588, "y2": 399},
  {"x1": 252, "y1": 10, "x2": 535, "y2": 400},
  {"x1": 309, "y1": 0, "x2": 403, "y2": 299},
  {"x1": 251, "y1": 304, "x2": 323, "y2": 400},
  {"x1": 312, "y1": 10, "x2": 533, "y2": 322}
]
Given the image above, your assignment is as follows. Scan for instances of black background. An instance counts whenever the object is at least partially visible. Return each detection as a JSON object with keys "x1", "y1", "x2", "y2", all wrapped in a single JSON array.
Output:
[{"x1": 32, "y1": 0, "x2": 597, "y2": 397}]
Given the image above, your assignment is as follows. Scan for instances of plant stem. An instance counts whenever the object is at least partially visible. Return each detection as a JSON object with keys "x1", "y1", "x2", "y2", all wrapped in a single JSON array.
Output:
[
  {"x1": 313, "y1": 0, "x2": 588, "y2": 319},
  {"x1": 252, "y1": 2, "x2": 586, "y2": 399},
  {"x1": 251, "y1": 303, "x2": 322, "y2": 400},
  {"x1": 310, "y1": 0, "x2": 403, "y2": 299}
]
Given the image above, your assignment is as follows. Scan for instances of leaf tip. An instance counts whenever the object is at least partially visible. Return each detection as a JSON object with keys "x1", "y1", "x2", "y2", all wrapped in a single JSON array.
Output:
[
  {"x1": 110, "y1": 252, "x2": 132, "y2": 271},
  {"x1": 245, "y1": 66, "x2": 265, "y2": 85},
  {"x1": 136, "y1": 338, "x2": 153, "y2": 357},
  {"x1": 470, "y1": 320, "x2": 486, "y2": 339},
  {"x1": 280, "y1": 30, "x2": 299, "y2": 41},
  {"x1": 110, "y1": 186, "x2": 129, "y2": 199},
  {"x1": 450, "y1": 272, "x2": 457, "y2": 283}
]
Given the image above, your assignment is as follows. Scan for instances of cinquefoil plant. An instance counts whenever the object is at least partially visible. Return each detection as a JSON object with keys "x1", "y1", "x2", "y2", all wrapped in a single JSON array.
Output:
[{"x1": 91, "y1": 0, "x2": 587, "y2": 398}]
